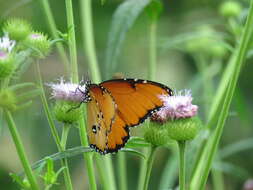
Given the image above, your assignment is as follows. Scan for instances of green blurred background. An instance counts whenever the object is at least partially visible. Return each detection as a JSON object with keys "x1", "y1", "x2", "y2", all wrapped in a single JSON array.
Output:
[{"x1": 0, "y1": 0, "x2": 252, "y2": 189}]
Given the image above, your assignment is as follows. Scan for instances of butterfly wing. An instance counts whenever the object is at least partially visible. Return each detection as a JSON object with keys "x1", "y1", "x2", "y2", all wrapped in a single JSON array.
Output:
[
  {"x1": 87, "y1": 79, "x2": 173, "y2": 154},
  {"x1": 100, "y1": 79, "x2": 173, "y2": 127},
  {"x1": 87, "y1": 85, "x2": 116, "y2": 153}
]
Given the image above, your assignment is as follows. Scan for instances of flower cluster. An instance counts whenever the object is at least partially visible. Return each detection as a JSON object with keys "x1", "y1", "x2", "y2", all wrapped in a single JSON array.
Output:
[
  {"x1": 145, "y1": 89, "x2": 200, "y2": 144},
  {"x1": 49, "y1": 79, "x2": 86, "y2": 124},
  {"x1": 49, "y1": 78, "x2": 87, "y2": 102},
  {"x1": 0, "y1": 35, "x2": 16, "y2": 53},
  {"x1": 151, "y1": 90, "x2": 198, "y2": 123}
]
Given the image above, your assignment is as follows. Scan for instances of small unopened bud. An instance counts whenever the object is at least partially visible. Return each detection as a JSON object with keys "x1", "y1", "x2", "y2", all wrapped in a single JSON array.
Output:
[
  {"x1": 0, "y1": 51, "x2": 15, "y2": 79},
  {"x1": 219, "y1": 1, "x2": 242, "y2": 18},
  {"x1": 3, "y1": 18, "x2": 32, "y2": 41},
  {"x1": 25, "y1": 32, "x2": 51, "y2": 58},
  {"x1": 53, "y1": 101, "x2": 82, "y2": 124},
  {"x1": 0, "y1": 89, "x2": 17, "y2": 111}
]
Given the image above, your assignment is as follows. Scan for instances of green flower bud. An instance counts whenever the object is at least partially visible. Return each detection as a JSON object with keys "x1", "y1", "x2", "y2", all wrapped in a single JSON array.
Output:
[
  {"x1": 53, "y1": 101, "x2": 82, "y2": 124},
  {"x1": 165, "y1": 117, "x2": 201, "y2": 141},
  {"x1": 0, "y1": 52, "x2": 15, "y2": 79},
  {"x1": 185, "y1": 26, "x2": 215, "y2": 54},
  {"x1": 209, "y1": 43, "x2": 228, "y2": 58},
  {"x1": 144, "y1": 121, "x2": 170, "y2": 146},
  {"x1": 25, "y1": 32, "x2": 51, "y2": 58},
  {"x1": 0, "y1": 89, "x2": 17, "y2": 111},
  {"x1": 3, "y1": 18, "x2": 32, "y2": 41},
  {"x1": 22, "y1": 178, "x2": 31, "y2": 189},
  {"x1": 219, "y1": 1, "x2": 242, "y2": 18}
]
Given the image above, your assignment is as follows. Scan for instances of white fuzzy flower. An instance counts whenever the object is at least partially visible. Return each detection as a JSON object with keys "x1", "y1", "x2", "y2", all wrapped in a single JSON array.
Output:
[
  {"x1": 151, "y1": 90, "x2": 198, "y2": 122},
  {"x1": 0, "y1": 35, "x2": 16, "y2": 52},
  {"x1": 49, "y1": 78, "x2": 87, "y2": 102}
]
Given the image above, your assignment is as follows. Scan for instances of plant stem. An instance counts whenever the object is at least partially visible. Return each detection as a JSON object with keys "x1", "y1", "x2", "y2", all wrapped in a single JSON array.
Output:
[
  {"x1": 148, "y1": 21, "x2": 157, "y2": 80},
  {"x1": 65, "y1": 0, "x2": 78, "y2": 82},
  {"x1": 5, "y1": 110, "x2": 40, "y2": 190},
  {"x1": 178, "y1": 141, "x2": 186, "y2": 190},
  {"x1": 117, "y1": 152, "x2": 128, "y2": 190},
  {"x1": 39, "y1": 0, "x2": 69, "y2": 71},
  {"x1": 65, "y1": 1, "x2": 98, "y2": 189},
  {"x1": 195, "y1": 1, "x2": 253, "y2": 189},
  {"x1": 142, "y1": 146, "x2": 157, "y2": 190},
  {"x1": 61, "y1": 124, "x2": 70, "y2": 150},
  {"x1": 79, "y1": 0, "x2": 101, "y2": 83},
  {"x1": 79, "y1": 1, "x2": 117, "y2": 190},
  {"x1": 35, "y1": 63, "x2": 61, "y2": 149},
  {"x1": 35, "y1": 63, "x2": 73, "y2": 190},
  {"x1": 60, "y1": 124, "x2": 73, "y2": 190},
  {"x1": 79, "y1": 116, "x2": 97, "y2": 190}
]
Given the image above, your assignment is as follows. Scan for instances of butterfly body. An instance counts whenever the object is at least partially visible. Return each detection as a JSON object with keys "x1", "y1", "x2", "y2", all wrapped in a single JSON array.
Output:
[{"x1": 83, "y1": 78, "x2": 173, "y2": 154}]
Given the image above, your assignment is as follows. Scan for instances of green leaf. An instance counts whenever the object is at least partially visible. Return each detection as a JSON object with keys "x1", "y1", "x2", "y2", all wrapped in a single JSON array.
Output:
[
  {"x1": 120, "y1": 148, "x2": 146, "y2": 159},
  {"x1": 105, "y1": 0, "x2": 151, "y2": 77},
  {"x1": 213, "y1": 161, "x2": 250, "y2": 180},
  {"x1": 219, "y1": 138, "x2": 253, "y2": 158},
  {"x1": 7, "y1": 82, "x2": 36, "y2": 91},
  {"x1": 125, "y1": 136, "x2": 151, "y2": 148},
  {"x1": 20, "y1": 146, "x2": 93, "y2": 174}
]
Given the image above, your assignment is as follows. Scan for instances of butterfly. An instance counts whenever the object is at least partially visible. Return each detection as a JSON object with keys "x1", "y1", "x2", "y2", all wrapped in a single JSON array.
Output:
[{"x1": 81, "y1": 78, "x2": 173, "y2": 154}]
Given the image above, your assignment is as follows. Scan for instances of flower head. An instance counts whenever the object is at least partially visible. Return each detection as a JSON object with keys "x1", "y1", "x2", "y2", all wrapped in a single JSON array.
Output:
[
  {"x1": 49, "y1": 78, "x2": 87, "y2": 102},
  {"x1": 151, "y1": 90, "x2": 198, "y2": 123},
  {"x1": 3, "y1": 18, "x2": 32, "y2": 41},
  {"x1": 0, "y1": 35, "x2": 16, "y2": 53},
  {"x1": 25, "y1": 32, "x2": 51, "y2": 58}
]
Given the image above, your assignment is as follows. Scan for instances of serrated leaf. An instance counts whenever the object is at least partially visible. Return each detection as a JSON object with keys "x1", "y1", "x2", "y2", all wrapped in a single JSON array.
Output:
[{"x1": 105, "y1": 0, "x2": 151, "y2": 77}]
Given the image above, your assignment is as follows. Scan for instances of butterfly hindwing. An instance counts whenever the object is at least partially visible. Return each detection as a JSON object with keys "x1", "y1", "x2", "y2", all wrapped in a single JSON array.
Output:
[{"x1": 87, "y1": 85, "x2": 116, "y2": 153}]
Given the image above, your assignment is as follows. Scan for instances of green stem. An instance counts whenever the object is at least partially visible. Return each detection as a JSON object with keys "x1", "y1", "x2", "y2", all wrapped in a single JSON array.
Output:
[
  {"x1": 211, "y1": 168, "x2": 225, "y2": 190},
  {"x1": 5, "y1": 110, "x2": 40, "y2": 190},
  {"x1": 35, "y1": 63, "x2": 73, "y2": 190},
  {"x1": 39, "y1": 0, "x2": 69, "y2": 71},
  {"x1": 60, "y1": 124, "x2": 73, "y2": 190},
  {"x1": 65, "y1": 0, "x2": 78, "y2": 82},
  {"x1": 148, "y1": 21, "x2": 157, "y2": 81},
  {"x1": 196, "y1": 1, "x2": 253, "y2": 189},
  {"x1": 80, "y1": 0, "x2": 101, "y2": 83},
  {"x1": 65, "y1": 1, "x2": 97, "y2": 189},
  {"x1": 142, "y1": 146, "x2": 157, "y2": 190},
  {"x1": 36, "y1": 63, "x2": 61, "y2": 149},
  {"x1": 117, "y1": 152, "x2": 127, "y2": 190},
  {"x1": 61, "y1": 124, "x2": 70, "y2": 150},
  {"x1": 79, "y1": 116, "x2": 97, "y2": 190},
  {"x1": 80, "y1": 1, "x2": 117, "y2": 190},
  {"x1": 178, "y1": 141, "x2": 186, "y2": 190}
]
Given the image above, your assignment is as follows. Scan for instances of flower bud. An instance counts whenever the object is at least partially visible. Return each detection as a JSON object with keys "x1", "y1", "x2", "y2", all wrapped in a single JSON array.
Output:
[
  {"x1": 219, "y1": 1, "x2": 242, "y2": 18},
  {"x1": 25, "y1": 32, "x2": 51, "y2": 58},
  {"x1": 0, "y1": 51, "x2": 15, "y2": 79},
  {"x1": 144, "y1": 121, "x2": 170, "y2": 146},
  {"x1": 165, "y1": 117, "x2": 201, "y2": 141},
  {"x1": 53, "y1": 101, "x2": 82, "y2": 124},
  {"x1": 3, "y1": 18, "x2": 32, "y2": 41},
  {"x1": 0, "y1": 89, "x2": 17, "y2": 111}
]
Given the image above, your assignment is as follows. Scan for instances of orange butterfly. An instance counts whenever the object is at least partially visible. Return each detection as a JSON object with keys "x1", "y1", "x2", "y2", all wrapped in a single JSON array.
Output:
[{"x1": 82, "y1": 78, "x2": 173, "y2": 154}]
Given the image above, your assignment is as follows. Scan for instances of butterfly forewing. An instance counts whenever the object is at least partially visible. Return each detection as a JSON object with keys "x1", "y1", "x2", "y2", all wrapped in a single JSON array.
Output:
[{"x1": 100, "y1": 79, "x2": 173, "y2": 127}]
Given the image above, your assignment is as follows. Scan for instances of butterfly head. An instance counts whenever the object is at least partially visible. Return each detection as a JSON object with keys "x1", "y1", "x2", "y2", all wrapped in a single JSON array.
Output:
[{"x1": 78, "y1": 79, "x2": 92, "y2": 103}]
